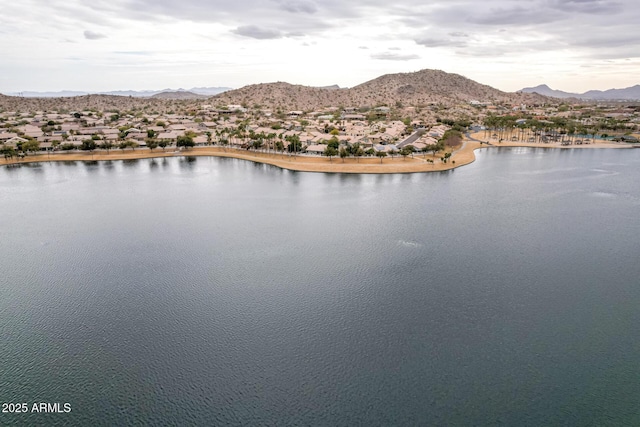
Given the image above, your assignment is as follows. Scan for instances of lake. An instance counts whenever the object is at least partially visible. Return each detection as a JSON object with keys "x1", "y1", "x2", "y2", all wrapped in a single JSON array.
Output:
[{"x1": 1, "y1": 148, "x2": 640, "y2": 426}]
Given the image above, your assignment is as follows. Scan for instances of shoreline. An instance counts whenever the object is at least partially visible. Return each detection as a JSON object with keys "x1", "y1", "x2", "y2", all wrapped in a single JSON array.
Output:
[{"x1": 1, "y1": 137, "x2": 633, "y2": 173}]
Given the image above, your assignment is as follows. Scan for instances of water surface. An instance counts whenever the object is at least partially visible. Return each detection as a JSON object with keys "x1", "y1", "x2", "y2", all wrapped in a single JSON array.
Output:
[{"x1": 1, "y1": 149, "x2": 640, "y2": 425}]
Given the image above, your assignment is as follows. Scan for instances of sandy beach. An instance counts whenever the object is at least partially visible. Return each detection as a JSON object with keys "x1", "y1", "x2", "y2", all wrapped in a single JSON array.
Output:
[
  {"x1": 468, "y1": 131, "x2": 631, "y2": 149},
  {"x1": 1, "y1": 136, "x2": 633, "y2": 173}
]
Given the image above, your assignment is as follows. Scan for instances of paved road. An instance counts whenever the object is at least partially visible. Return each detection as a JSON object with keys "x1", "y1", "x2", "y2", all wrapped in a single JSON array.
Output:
[
  {"x1": 397, "y1": 130, "x2": 425, "y2": 148},
  {"x1": 465, "y1": 131, "x2": 492, "y2": 145}
]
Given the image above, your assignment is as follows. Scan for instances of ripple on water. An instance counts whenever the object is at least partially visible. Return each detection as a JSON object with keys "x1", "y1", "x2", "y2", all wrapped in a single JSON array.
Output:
[{"x1": 1, "y1": 151, "x2": 640, "y2": 426}]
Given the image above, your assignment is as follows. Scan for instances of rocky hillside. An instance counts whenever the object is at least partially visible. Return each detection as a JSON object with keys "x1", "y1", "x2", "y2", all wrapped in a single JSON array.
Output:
[
  {"x1": 211, "y1": 82, "x2": 351, "y2": 110},
  {"x1": 0, "y1": 94, "x2": 198, "y2": 113},
  {"x1": 212, "y1": 69, "x2": 552, "y2": 110},
  {"x1": 351, "y1": 69, "x2": 546, "y2": 104},
  {"x1": 0, "y1": 69, "x2": 554, "y2": 113}
]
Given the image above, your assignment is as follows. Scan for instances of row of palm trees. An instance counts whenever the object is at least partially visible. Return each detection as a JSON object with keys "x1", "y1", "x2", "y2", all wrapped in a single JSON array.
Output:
[{"x1": 482, "y1": 115, "x2": 631, "y2": 145}]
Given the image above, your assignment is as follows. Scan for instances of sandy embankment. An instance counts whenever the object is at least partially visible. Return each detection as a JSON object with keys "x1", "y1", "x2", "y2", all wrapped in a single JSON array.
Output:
[
  {"x1": 1, "y1": 135, "x2": 632, "y2": 173},
  {"x1": 0, "y1": 142, "x2": 482, "y2": 173}
]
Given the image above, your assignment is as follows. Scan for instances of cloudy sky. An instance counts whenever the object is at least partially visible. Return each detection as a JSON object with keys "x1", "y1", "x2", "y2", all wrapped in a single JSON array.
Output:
[{"x1": 1, "y1": 0, "x2": 639, "y2": 93}]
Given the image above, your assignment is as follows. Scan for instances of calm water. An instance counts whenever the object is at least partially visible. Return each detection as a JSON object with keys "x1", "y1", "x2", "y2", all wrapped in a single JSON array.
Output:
[{"x1": 1, "y1": 148, "x2": 640, "y2": 426}]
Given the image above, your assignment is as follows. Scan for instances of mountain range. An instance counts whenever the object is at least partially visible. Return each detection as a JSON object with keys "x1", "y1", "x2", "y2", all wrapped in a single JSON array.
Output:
[
  {"x1": 0, "y1": 69, "x2": 556, "y2": 114},
  {"x1": 2, "y1": 87, "x2": 232, "y2": 98},
  {"x1": 520, "y1": 84, "x2": 640, "y2": 100},
  {"x1": 211, "y1": 69, "x2": 549, "y2": 110}
]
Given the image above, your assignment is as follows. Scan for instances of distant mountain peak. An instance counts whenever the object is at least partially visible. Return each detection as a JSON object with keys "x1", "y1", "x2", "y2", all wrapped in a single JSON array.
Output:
[
  {"x1": 521, "y1": 83, "x2": 640, "y2": 100},
  {"x1": 2, "y1": 86, "x2": 233, "y2": 98}
]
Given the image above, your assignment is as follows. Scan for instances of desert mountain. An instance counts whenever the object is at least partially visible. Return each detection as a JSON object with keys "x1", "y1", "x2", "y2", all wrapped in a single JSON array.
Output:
[
  {"x1": 2, "y1": 87, "x2": 232, "y2": 98},
  {"x1": 151, "y1": 91, "x2": 208, "y2": 100},
  {"x1": 520, "y1": 84, "x2": 578, "y2": 99},
  {"x1": 0, "y1": 94, "x2": 199, "y2": 113},
  {"x1": 0, "y1": 69, "x2": 555, "y2": 112},
  {"x1": 521, "y1": 84, "x2": 640, "y2": 100},
  {"x1": 212, "y1": 69, "x2": 550, "y2": 110}
]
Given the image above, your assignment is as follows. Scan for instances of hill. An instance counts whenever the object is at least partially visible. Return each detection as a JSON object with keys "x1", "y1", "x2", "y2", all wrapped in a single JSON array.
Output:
[
  {"x1": 212, "y1": 69, "x2": 550, "y2": 110},
  {"x1": 348, "y1": 69, "x2": 546, "y2": 105},
  {"x1": 151, "y1": 91, "x2": 208, "y2": 100},
  {"x1": 2, "y1": 87, "x2": 232, "y2": 98},
  {"x1": 0, "y1": 94, "x2": 198, "y2": 113},
  {"x1": 521, "y1": 84, "x2": 640, "y2": 100},
  {"x1": 0, "y1": 70, "x2": 555, "y2": 113},
  {"x1": 518, "y1": 84, "x2": 577, "y2": 99}
]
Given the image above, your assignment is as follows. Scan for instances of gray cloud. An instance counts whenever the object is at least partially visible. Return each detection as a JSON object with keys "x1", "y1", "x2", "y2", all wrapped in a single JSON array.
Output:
[
  {"x1": 277, "y1": 0, "x2": 318, "y2": 14},
  {"x1": 551, "y1": 0, "x2": 623, "y2": 14},
  {"x1": 371, "y1": 52, "x2": 420, "y2": 61},
  {"x1": 118, "y1": 0, "x2": 336, "y2": 34},
  {"x1": 84, "y1": 30, "x2": 106, "y2": 40},
  {"x1": 415, "y1": 37, "x2": 467, "y2": 48},
  {"x1": 9, "y1": 0, "x2": 640, "y2": 64},
  {"x1": 285, "y1": 31, "x2": 306, "y2": 38},
  {"x1": 233, "y1": 25, "x2": 282, "y2": 39},
  {"x1": 467, "y1": 6, "x2": 563, "y2": 26}
]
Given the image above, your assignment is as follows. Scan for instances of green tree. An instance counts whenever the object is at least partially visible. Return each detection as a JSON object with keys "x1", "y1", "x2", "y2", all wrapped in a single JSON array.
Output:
[
  {"x1": 339, "y1": 147, "x2": 349, "y2": 162},
  {"x1": 324, "y1": 146, "x2": 338, "y2": 161},
  {"x1": 376, "y1": 150, "x2": 387, "y2": 163},
  {"x1": 431, "y1": 142, "x2": 443, "y2": 158},
  {"x1": 176, "y1": 135, "x2": 195, "y2": 149},
  {"x1": 158, "y1": 140, "x2": 169, "y2": 151},
  {"x1": 251, "y1": 139, "x2": 263, "y2": 150},
  {"x1": 327, "y1": 136, "x2": 339, "y2": 149},
  {"x1": 351, "y1": 144, "x2": 364, "y2": 162},
  {"x1": 146, "y1": 138, "x2": 159, "y2": 151},
  {"x1": 421, "y1": 145, "x2": 430, "y2": 159},
  {"x1": 286, "y1": 135, "x2": 302, "y2": 154},
  {"x1": 1, "y1": 145, "x2": 16, "y2": 161},
  {"x1": 80, "y1": 139, "x2": 97, "y2": 152},
  {"x1": 21, "y1": 139, "x2": 40, "y2": 154},
  {"x1": 100, "y1": 141, "x2": 113, "y2": 153}
]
